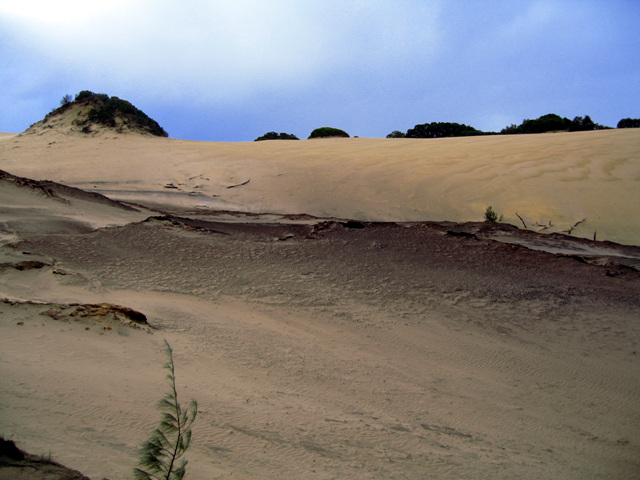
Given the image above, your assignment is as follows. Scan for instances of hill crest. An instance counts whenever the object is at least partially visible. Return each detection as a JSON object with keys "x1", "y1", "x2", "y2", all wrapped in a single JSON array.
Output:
[{"x1": 24, "y1": 91, "x2": 168, "y2": 138}]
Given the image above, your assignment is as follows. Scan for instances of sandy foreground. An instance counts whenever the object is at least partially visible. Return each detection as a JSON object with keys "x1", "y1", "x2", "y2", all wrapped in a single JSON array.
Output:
[{"x1": 0, "y1": 129, "x2": 639, "y2": 479}]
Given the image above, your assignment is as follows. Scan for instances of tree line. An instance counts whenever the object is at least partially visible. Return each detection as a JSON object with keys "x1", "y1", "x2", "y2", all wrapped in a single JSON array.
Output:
[
  {"x1": 254, "y1": 114, "x2": 638, "y2": 142},
  {"x1": 386, "y1": 113, "x2": 639, "y2": 139}
]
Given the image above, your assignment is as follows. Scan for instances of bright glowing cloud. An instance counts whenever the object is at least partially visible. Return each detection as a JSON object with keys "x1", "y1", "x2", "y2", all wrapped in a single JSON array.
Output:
[
  {"x1": 1, "y1": 0, "x2": 442, "y2": 100},
  {"x1": 0, "y1": 0, "x2": 127, "y2": 24}
]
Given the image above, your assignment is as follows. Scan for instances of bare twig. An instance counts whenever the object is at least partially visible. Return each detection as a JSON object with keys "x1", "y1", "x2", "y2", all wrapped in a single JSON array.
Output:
[
  {"x1": 227, "y1": 179, "x2": 250, "y2": 189},
  {"x1": 515, "y1": 212, "x2": 527, "y2": 229},
  {"x1": 567, "y1": 218, "x2": 587, "y2": 235}
]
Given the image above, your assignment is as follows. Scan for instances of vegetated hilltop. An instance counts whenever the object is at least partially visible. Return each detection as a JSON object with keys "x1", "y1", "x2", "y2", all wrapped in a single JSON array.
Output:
[{"x1": 25, "y1": 90, "x2": 168, "y2": 137}]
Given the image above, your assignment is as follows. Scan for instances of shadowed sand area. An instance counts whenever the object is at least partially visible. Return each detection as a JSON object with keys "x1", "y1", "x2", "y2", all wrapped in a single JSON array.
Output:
[{"x1": 0, "y1": 128, "x2": 639, "y2": 479}]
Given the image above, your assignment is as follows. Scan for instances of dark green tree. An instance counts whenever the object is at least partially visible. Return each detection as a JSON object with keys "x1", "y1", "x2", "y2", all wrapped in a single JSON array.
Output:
[
  {"x1": 254, "y1": 131, "x2": 299, "y2": 141},
  {"x1": 386, "y1": 130, "x2": 406, "y2": 138},
  {"x1": 617, "y1": 118, "x2": 640, "y2": 128},
  {"x1": 569, "y1": 116, "x2": 588, "y2": 131},
  {"x1": 134, "y1": 341, "x2": 198, "y2": 480},
  {"x1": 500, "y1": 123, "x2": 519, "y2": 134},
  {"x1": 405, "y1": 122, "x2": 485, "y2": 138},
  {"x1": 60, "y1": 94, "x2": 73, "y2": 106},
  {"x1": 568, "y1": 115, "x2": 609, "y2": 131},
  {"x1": 517, "y1": 114, "x2": 570, "y2": 134},
  {"x1": 308, "y1": 127, "x2": 350, "y2": 139},
  {"x1": 503, "y1": 113, "x2": 609, "y2": 134}
]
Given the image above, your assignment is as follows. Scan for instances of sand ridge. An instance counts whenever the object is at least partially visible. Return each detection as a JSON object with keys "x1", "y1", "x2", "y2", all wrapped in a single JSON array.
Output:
[{"x1": 1, "y1": 127, "x2": 639, "y2": 245}]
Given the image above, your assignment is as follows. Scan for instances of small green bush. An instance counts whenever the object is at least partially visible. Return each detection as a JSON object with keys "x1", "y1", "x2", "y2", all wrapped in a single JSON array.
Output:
[
  {"x1": 308, "y1": 127, "x2": 350, "y2": 139},
  {"x1": 484, "y1": 206, "x2": 498, "y2": 223}
]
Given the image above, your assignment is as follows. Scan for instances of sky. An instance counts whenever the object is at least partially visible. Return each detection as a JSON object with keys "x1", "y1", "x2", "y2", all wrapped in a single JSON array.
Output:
[{"x1": 1, "y1": 0, "x2": 639, "y2": 141}]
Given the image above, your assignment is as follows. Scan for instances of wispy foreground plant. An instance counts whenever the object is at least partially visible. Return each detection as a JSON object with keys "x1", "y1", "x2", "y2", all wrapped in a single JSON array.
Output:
[{"x1": 134, "y1": 340, "x2": 198, "y2": 480}]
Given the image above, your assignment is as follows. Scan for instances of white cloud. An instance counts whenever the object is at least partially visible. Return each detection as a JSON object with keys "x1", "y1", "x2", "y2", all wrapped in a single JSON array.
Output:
[
  {"x1": 0, "y1": 0, "x2": 128, "y2": 25},
  {"x1": 0, "y1": 0, "x2": 443, "y2": 104}
]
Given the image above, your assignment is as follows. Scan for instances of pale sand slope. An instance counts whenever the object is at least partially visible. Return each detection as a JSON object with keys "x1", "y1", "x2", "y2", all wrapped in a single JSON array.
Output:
[
  {"x1": 0, "y1": 170, "x2": 639, "y2": 479},
  {"x1": 0, "y1": 127, "x2": 639, "y2": 245}
]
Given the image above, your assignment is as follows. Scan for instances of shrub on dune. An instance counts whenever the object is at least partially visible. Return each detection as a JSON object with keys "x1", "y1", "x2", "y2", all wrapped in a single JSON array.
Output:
[
  {"x1": 617, "y1": 118, "x2": 640, "y2": 128},
  {"x1": 484, "y1": 206, "x2": 498, "y2": 223},
  {"x1": 406, "y1": 122, "x2": 485, "y2": 138},
  {"x1": 254, "y1": 131, "x2": 299, "y2": 141},
  {"x1": 386, "y1": 130, "x2": 406, "y2": 138},
  {"x1": 308, "y1": 127, "x2": 350, "y2": 139}
]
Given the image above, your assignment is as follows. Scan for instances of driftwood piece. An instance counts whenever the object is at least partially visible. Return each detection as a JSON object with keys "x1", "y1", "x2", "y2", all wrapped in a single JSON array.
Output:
[
  {"x1": 515, "y1": 212, "x2": 527, "y2": 229},
  {"x1": 227, "y1": 179, "x2": 250, "y2": 189},
  {"x1": 565, "y1": 218, "x2": 587, "y2": 235},
  {"x1": 534, "y1": 219, "x2": 554, "y2": 232}
]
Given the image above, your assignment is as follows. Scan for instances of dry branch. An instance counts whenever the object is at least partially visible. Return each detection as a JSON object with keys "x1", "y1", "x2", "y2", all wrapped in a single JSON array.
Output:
[
  {"x1": 567, "y1": 218, "x2": 587, "y2": 235},
  {"x1": 227, "y1": 179, "x2": 250, "y2": 189}
]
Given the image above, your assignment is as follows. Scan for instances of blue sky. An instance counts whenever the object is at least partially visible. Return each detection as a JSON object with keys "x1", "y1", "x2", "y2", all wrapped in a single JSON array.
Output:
[{"x1": 1, "y1": 0, "x2": 638, "y2": 141}]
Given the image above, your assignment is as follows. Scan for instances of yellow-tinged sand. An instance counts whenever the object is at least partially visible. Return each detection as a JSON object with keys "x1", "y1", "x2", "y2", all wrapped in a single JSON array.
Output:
[{"x1": 0, "y1": 128, "x2": 638, "y2": 244}]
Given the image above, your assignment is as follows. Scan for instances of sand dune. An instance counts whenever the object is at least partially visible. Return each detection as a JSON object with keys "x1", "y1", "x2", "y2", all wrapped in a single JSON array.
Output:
[
  {"x1": 0, "y1": 128, "x2": 639, "y2": 479},
  {"x1": 1, "y1": 127, "x2": 638, "y2": 245}
]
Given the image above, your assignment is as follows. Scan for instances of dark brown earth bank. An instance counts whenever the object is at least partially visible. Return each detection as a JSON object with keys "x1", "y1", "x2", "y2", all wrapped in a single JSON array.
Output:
[{"x1": 0, "y1": 437, "x2": 92, "y2": 480}]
